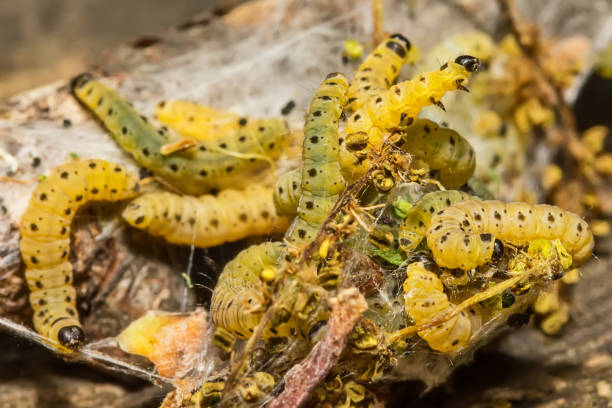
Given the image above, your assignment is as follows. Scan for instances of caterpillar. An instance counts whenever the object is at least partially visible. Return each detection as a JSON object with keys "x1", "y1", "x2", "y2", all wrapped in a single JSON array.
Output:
[
  {"x1": 19, "y1": 159, "x2": 138, "y2": 349},
  {"x1": 403, "y1": 261, "x2": 477, "y2": 352},
  {"x1": 121, "y1": 184, "x2": 290, "y2": 248},
  {"x1": 341, "y1": 55, "x2": 480, "y2": 179},
  {"x1": 426, "y1": 200, "x2": 595, "y2": 270},
  {"x1": 419, "y1": 30, "x2": 495, "y2": 72},
  {"x1": 155, "y1": 99, "x2": 288, "y2": 144},
  {"x1": 273, "y1": 168, "x2": 302, "y2": 217},
  {"x1": 347, "y1": 33, "x2": 417, "y2": 112},
  {"x1": 71, "y1": 74, "x2": 288, "y2": 196},
  {"x1": 397, "y1": 119, "x2": 476, "y2": 188},
  {"x1": 399, "y1": 190, "x2": 474, "y2": 254},
  {"x1": 210, "y1": 242, "x2": 286, "y2": 339},
  {"x1": 285, "y1": 73, "x2": 349, "y2": 244}
]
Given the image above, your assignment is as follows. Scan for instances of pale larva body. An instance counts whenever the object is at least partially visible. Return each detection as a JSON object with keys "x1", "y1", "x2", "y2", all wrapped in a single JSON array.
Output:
[
  {"x1": 20, "y1": 159, "x2": 138, "y2": 349},
  {"x1": 121, "y1": 184, "x2": 290, "y2": 248}
]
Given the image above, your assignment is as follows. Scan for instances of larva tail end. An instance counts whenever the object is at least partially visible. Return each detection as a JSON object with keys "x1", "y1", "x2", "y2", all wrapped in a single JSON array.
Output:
[
  {"x1": 390, "y1": 33, "x2": 411, "y2": 50},
  {"x1": 454, "y1": 55, "x2": 480, "y2": 72},
  {"x1": 70, "y1": 73, "x2": 94, "y2": 94},
  {"x1": 58, "y1": 325, "x2": 85, "y2": 350}
]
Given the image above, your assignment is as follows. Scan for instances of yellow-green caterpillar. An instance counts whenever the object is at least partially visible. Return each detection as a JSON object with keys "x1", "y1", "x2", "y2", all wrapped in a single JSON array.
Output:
[
  {"x1": 347, "y1": 34, "x2": 417, "y2": 111},
  {"x1": 210, "y1": 242, "x2": 286, "y2": 339},
  {"x1": 285, "y1": 73, "x2": 349, "y2": 244},
  {"x1": 20, "y1": 159, "x2": 138, "y2": 349},
  {"x1": 155, "y1": 99, "x2": 287, "y2": 144},
  {"x1": 122, "y1": 184, "x2": 290, "y2": 248},
  {"x1": 340, "y1": 56, "x2": 480, "y2": 179},
  {"x1": 427, "y1": 200, "x2": 595, "y2": 270},
  {"x1": 397, "y1": 119, "x2": 476, "y2": 189},
  {"x1": 399, "y1": 190, "x2": 474, "y2": 254},
  {"x1": 403, "y1": 261, "x2": 476, "y2": 352},
  {"x1": 273, "y1": 168, "x2": 302, "y2": 217},
  {"x1": 71, "y1": 74, "x2": 288, "y2": 196}
]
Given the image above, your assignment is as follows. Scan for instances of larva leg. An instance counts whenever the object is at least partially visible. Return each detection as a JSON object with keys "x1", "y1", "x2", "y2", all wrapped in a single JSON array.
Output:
[
  {"x1": 20, "y1": 159, "x2": 138, "y2": 350},
  {"x1": 398, "y1": 190, "x2": 475, "y2": 254},
  {"x1": 426, "y1": 200, "x2": 594, "y2": 270},
  {"x1": 285, "y1": 73, "x2": 349, "y2": 244},
  {"x1": 71, "y1": 74, "x2": 289, "y2": 195},
  {"x1": 122, "y1": 184, "x2": 289, "y2": 248}
]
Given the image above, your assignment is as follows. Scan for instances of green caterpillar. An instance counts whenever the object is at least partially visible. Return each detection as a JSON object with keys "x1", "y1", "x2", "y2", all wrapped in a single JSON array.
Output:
[
  {"x1": 20, "y1": 159, "x2": 138, "y2": 350},
  {"x1": 71, "y1": 74, "x2": 288, "y2": 196},
  {"x1": 285, "y1": 73, "x2": 349, "y2": 244},
  {"x1": 122, "y1": 184, "x2": 290, "y2": 248},
  {"x1": 399, "y1": 190, "x2": 474, "y2": 254}
]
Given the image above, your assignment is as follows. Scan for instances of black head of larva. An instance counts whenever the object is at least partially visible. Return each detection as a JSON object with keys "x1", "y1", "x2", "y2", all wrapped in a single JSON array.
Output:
[
  {"x1": 454, "y1": 55, "x2": 480, "y2": 72},
  {"x1": 325, "y1": 72, "x2": 342, "y2": 79},
  {"x1": 58, "y1": 325, "x2": 85, "y2": 349},
  {"x1": 390, "y1": 33, "x2": 411, "y2": 50},
  {"x1": 70, "y1": 72, "x2": 94, "y2": 93}
]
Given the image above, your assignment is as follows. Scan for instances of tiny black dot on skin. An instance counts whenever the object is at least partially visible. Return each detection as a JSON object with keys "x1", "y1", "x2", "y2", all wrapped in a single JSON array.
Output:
[
  {"x1": 174, "y1": 214, "x2": 181, "y2": 222},
  {"x1": 108, "y1": 108, "x2": 113, "y2": 115},
  {"x1": 122, "y1": 127, "x2": 128, "y2": 135},
  {"x1": 64, "y1": 208, "x2": 71, "y2": 215},
  {"x1": 142, "y1": 148, "x2": 150, "y2": 156},
  {"x1": 313, "y1": 110, "x2": 322, "y2": 117},
  {"x1": 219, "y1": 143, "x2": 227, "y2": 149},
  {"x1": 31, "y1": 256, "x2": 39, "y2": 264},
  {"x1": 268, "y1": 142, "x2": 275, "y2": 149},
  {"x1": 188, "y1": 218, "x2": 196, "y2": 226},
  {"x1": 35, "y1": 281, "x2": 43, "y2": 288},
  {"x1": 494, "y1": 211, "x2": 501, "y2": 220},
  {"x1": 238, "y1": 135, "x2": 246, "y2": 143},
  {"x1": 258, "y1": 126, "x2": 265, "y2": 132},
  {"x1": 518, "y1": 212, "x2": 525, "y2": 221},
  {"x1": 238, "y1": 118, "x2": 247, "y2": 126},
  {"x1": 210, "y1": 219, "x2": 219, "y2": 228},
  {"x1": 239, "y1": 213, "x2": 247, "y2": 222},
  {"x1": 305, "y1": 201, "x2": 314, "y2": 209},
  {"x1": 548, "y1": 214, "x2": 555, "y2": 222},
  {"x1": 308, "y1": 168, "x2": 317, "y2": 177},
  {"x1": 140, "y1": 115, "x2": 148, "y2": 123},
  {"x1": 261, "y1": 211, "x2": 270, "y2": 219},
  {"x1": 199, "y1": 170, "x2": 208, "y2": 177},
  {"x1": 170, "y1": 164, "x2": 178, "y2": 172},
  {"x1": 61, "y1": 226, "x2": 67, "y2": 235},
  {"x1": 354, "y1": 114, "x2": 361, "y2": 121},
  {"x1": 97, "y1": 97, "x2": 104, "y2": 107},
  {"x1": 310, "y1": 136, "x2": 319, "y2": 144},
  {"x1": 75, "y1": 195, "x2": 83, "y2": 202},
  {"x1": 61, "y1": 250, "x2": 67, "y2": 258},
  {"x1": 134, "y1": 215, "x2": 145, "y2": 225},
  {"x1": 578, "y1": 224, "x2": 583, "y2": 232},
  {"x1": 110, "y1": 188, "x2": 117, "y2": 194},
  {"x1": 298, "y1": 229, "x2": 306, "y2": 238},
  {"x1": 89, "y1": 162, "x2": 97, "y2": 168},
  {"x1": 91, "y1": 187, "x2": 99, "y2": 194},
  {"x1": 60, "y1": 171, "x2": 69, "y2": 179},
  {"x1": 226, "y1": 166, "x2": 234, "y2": 173}
]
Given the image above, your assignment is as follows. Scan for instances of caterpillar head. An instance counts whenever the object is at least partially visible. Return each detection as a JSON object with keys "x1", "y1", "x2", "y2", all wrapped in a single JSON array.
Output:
[
  {"x1": 70, "y1": 72, "x2": 94, "y2": 93},
  {"x1": 390, "y1": 33, "x2": 412, "y2": 50},
  {"x1": 454, "y1": 55, "x2": 480, "y2": 72},
  {"x1": 58, "y1": 325, "x2": 85, "y2": 350}
]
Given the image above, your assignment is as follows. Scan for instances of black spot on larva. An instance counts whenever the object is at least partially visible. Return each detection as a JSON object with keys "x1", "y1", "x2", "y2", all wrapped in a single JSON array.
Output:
[
  {"x1": 170, "y1": 164, "x2": 179, "y2": 172},
  {"x1": 479, "y1": 233, "x2": 492, "y2": 242},
  {"x1": 418, "y1": 220, "x2": 424, "y2": 227},
  {"x1": 35, "y1": 281, "x2": 43, "y2": 288},
  {"x1": 446, "y1": 198, "x2": 451, "y2": 205},
  {"x1": 61, "y1": 250, "x2": 67, "y2": 258},
  {"x1": 238, "y1": 135, "x2": 246, "y2": 143},
  {"x1": 462, "y1": 219, "x2": 470, "y2": 227},
  {"x1": 219, "y1": 143, "x2": 227, "y2": 149},
  {"x1": 451, "y1": 339, "x2": 459, "y2": 346},
  {"x1": 142, "y1": 148, "x2": 150, "y2": 157},
  {"x1": 259, "y1": 126, "x2": 265, "y2": 132},
  {"x1": 440, "y1": 235, "x2": 448, "y2": 243},
  {"x1": 305, "y1": 201, "x2": 314, "y2": 210},
  {"x1": 64, "y1": 208, "x2": 71, "y2": 215},
  {"x1": 199, "y1": 145, "x2": 207, "y2": 151},
  {"x1": 313, "y1": 110, "x2": 322, "y2": 117},
  {"x1": 268, "y1": 142, "x2": 275, "y2": 149},
  {"x1": 61, "y1": 226, "x2": 67, "y2": 235},
  {"x1": 174, "y1": 214, "x2": 181, "y2": 222},
  {"x1": 494, "y1": 211, "x2": 501, "y2": 220},
  {"x1": 91, "y1": 188, "x2": 99, "y2": 194},
  {"x1": 97, "y1": 97, "x2": 104, "y2": 107},
  {"x1": 474, "y1": 213, "x2": 482, "y2": 221},
  {"x1": 577, "y1": 224, "x2": 583, "y2": 232},
  {"x1": 88, "y1": 162, "x2": 97, "y2": 169},
  {"x1": 226, "y1": 166, "x2": 234, "y2": 173},
  {"x1": 239, "y1": 213, "x2": 248, "y2": 222},
  {"x1": 31, "y1": 256, "x2": 39, "y2": 264},
  {"x1": 134, "y1": 216, "x2": 145, "y2": 225},
  {"x1": 518, "y1": 212, "x2": 525, "y2": 221},
  {"x1": 39, "y1": 193, "x2": 48, "y2": 201},
  {"x1": 429, "y1": 206, "x2": 435, "y2": 213},
  {"x1": 449, "y1": 136, "x2": 455, "y2": 145},
  {"x1": 298, "y1": 229, "x2": 307, "y2": 239},
  {"x1": 60, "y1": 171, "x2": 69, "y2": 179},
  {"x1": 199, "y1": 170, "x2": 208, "y2": 177},
  {"x1": 38, "y1": 298, "x2": 47, "y2": 306},
  {"x1": 547, "y1": 213, "x2": 555, "y2": 222},
  {"x1": 424, "y1": 125, "x2": 430, "y2": 134},
  {"x1": 261, "y1": 211, "x2": 270, "y2": 219},
  {"x1": 308, "y1": 168, "x2": 317, "y2": 177},
  {"x1": 310, "y1": 136, "x2": 319, "y2": 144},
  {"x1": 30, "y1": 223, "x2": 38, "y2": 232},
  {"x1": 140, "y1": 115, "x2": 148, "y2": 123},
  {"x1": 210, "y1": 219, "x2": 219, "y2": 228},
  {"x1": 375, "y1": 97, "x2": 382, "y2": 103},
  {"x1": 238, "y1": 118, "x2": 247, "y2": 126},
  {"x1": 354, "y1": 114, "x2": 361, "y2": 121},
  {"x1": 434, "y1": 225, "x2": 442, "y2": 231}
]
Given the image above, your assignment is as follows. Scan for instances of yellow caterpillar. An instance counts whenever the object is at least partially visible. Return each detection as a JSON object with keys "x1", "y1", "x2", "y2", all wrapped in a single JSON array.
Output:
[
  {"x1": 285, "y1": 73, "x2": 349, "y2": 244},
  {"x1": 403, "y1": 261, "x2": 476, "y2": 352},
  {"x1": 121, "y1": 184, "x2": 290, "y2": 248},
  {"x1": 210, "y1": 242, "x2": 286, "y2": 339},
  {"x1": 347, "y1": 33, "x2": 417, "y2": 111},
  {"x1": 427, "y1": 201, "x2": 595, "y2": 270},
  {"x1": 340, "y1": 55, "x2": 480, "y2": 179},
  {"x1": 399, "y1": 190, "x2": 474, "y2": 254},
  {"x1": 155, "y1": 99, "x2": 287, "y2": 143},
  {"x1": 71, "y1": 74, "x2": 288, "y2": 196},
  {"x1": 20, "y1": 159, "x2": 138, "y2": 349},
  {"x1": 397, "y1": 119, "x2": 476, "y2": 188},
  {"x1": 273, "y1": 168, "x2": 302, "y2": 217}
]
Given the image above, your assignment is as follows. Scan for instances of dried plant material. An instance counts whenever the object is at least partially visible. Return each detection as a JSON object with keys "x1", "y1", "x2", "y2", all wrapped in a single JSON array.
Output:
[{"x1": 267, "y1": 288, "x2": 368, "y2": 408}]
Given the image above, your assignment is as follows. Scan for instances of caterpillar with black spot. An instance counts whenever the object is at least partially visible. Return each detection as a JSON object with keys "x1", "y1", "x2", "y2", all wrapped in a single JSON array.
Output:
[
  {"x1": 210, "y1": 242, "x2": 286, "y2": 339},
  {"x1": 403, "y1": 261, "x2": 478, "y2": 352},
  {"x1": 347, "y1": 33, "x2": 417, "y2": 111},
  {"x1": 155, "y1": 99, "x2": 286, "y2": 144},
  {"x1": 397, "y1": 119, "x2": 476, "y2": 188},
  {"x1": 427, "y1": 200, "x2": 595, "y2": 270},
  {"x1": 399, "y1": 190, "x2": 474, "y2": 254},
  {"x1": 273, "y1": 168, "x2": 302, "y2": 217},
  {"x1": 19, "y1": 159, "x2": 138, "y2": 350},
  {"x1": 340, "y1": 55, "x2": 480, "y2": 179},
  {"x1": 71, "y1": 74, "x2": 288, "y2": 196},
  {"x1": 122, "y1": 184, "x2": 290, "y2": 248},
  {"x1": 285, "y1": 73, "x2": 348, "y2": 244}
]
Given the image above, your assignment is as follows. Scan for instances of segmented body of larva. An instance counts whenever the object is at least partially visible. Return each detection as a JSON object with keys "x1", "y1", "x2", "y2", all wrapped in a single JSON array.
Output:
[
  {"x1": 273, "y1": 168, "x2": 302, "y2": 217},
  {"x1": 397, "y1": 119, "x2": 476, "y2": 189},
  {"x1": 155, "y1": 99, "x2": 287, "y2": 144},
  {"x1": 399, "y1": 190, "x2": 474, "y2": 254},
  {"x1": 347, "y1": 34, "x2": 417, "y2": 111},
  {"x1": 427, "y1": 200, "x2": 595, "y2": 270},
  {"x1": 20, "y1": 159, "x2": 138, "y2": 349},
  {"x1": 403, "y1": 261, "x2": 477, "y2": 352},
  {"x1": 285, "y1": 73, "x2": 349, "y2": 244},
  {"x1": 121, "y1": 184, "x2": 289, "y2": 248},
  {"x1": 71, "y1": 74, "x2": 288, "y2": 196}
]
